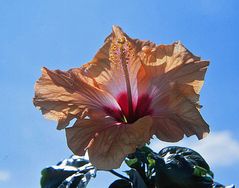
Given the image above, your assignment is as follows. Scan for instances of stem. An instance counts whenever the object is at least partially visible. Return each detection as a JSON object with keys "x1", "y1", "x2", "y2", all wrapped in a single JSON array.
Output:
[{"x1": 109, "y1": 170, "x2": 132, "y2": 182}]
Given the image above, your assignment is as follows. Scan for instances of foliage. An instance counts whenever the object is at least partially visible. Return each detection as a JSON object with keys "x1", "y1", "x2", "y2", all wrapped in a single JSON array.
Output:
[
  {"x1": 40, "y1": 147, "x2": 235, "y2": 188},
  {"x1": 40, "y1": 155, "x2": 96, "y2": 188}
]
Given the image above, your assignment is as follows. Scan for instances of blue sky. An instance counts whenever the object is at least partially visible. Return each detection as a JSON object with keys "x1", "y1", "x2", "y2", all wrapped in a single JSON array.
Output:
[{"x1": 0, "y1": 0, "x2": 238, "y2": 187}]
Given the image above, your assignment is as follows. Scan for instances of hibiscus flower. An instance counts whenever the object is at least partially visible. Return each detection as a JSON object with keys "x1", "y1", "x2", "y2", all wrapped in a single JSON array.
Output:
[{"x1": 33, "y1": 26, "x2": 209, "y2": 170}]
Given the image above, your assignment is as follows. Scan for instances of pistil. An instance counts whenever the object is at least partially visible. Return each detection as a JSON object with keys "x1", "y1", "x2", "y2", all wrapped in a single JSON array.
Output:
[
  {"x1": 109, "y1": 31, "x2": 134, "y2": 121},
  {"x1": 118, "y1": 39, "x2": 134, "y2": 120}
]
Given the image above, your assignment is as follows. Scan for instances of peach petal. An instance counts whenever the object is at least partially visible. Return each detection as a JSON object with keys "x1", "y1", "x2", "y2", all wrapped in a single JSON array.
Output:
[
  {"x1": 138, "y1": 42, "x2": 209, "y2": 104},
  {"x1": 33, "y1": 67, "x2": 120, "y2": 129},
  {"x1": 66, "y1": 118, "x2": 117, "y2": 156},
  {"x1": 136, "y1": 41, "x2": 209, "y2": 141},
  {"x1": 87, "y1": 116, "x2": 153, "y2": 170},
  {"x1": 152, "y1": 117, "x2": 185, "y2": 142},
  {"x1": 152, "y1": 89, "x2": 209, "y2": 141}
]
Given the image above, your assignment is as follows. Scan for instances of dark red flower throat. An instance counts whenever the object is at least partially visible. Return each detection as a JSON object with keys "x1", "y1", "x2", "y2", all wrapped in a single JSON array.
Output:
[{"x1": 104, "y1": 92, "x2": 153, "y2": 124}]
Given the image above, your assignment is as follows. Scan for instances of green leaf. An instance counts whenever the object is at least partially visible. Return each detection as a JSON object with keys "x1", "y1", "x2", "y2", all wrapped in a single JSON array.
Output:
[
  {"x1": 193, "y1": 165, "x2": 213, "y2": 180},
  {"x1": 125, "y1": 158, "x2": 138, "y2": 168},
  {"x1": 127, "y1": 169, "x2": 148, "y2": 188},
  {"x1": 153, "y1": 146, "x2": 213, "y2": 188},
  {"x1": 139, "y1": 146, "x2": 154, "y2": 155},
  {"x1": 108, "y1": 179, "x2": 132, "y2": 188},
  {"x1": 147, "y1": 155, "x2": 156, "y2": 169},
  {"x1": 40, "y1": 155, "x2": 96, "y2": 188},
  {"x1": 125, "y1": 146, "x2": 235, "y2": 188}
]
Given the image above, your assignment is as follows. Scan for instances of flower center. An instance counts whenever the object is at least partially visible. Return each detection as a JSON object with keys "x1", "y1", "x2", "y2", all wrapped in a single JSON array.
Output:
[{"x1": 103, "y1": 92, "x2": 153, "y2": 123}]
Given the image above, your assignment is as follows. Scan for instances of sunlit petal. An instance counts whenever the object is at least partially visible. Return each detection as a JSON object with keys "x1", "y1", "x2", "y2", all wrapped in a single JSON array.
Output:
[
  {"x1": 139, "y1": 42, "x2": 208, "y2": 101},
  {"x1": 152, "y1": 88, "x2": 209, "y2": 140},
  {"x1": 34, "y1": 67, "x2": 120, "y2": 129},
  {"x1": 137, "y1": 41, "x2": 209, "y2": 139}
]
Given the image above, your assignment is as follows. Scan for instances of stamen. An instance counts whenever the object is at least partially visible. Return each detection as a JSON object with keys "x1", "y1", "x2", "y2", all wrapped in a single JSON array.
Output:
[{"x1": 109, "y1": 36, "x2": 134, "y2": 120}]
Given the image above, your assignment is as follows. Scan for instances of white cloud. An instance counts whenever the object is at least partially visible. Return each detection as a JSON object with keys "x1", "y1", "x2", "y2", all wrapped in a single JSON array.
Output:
[
  {"x1": 0, "y1": 170, "x2": 10, "y2": 182},
  {"x1": 150, "y1": 131, "x2": 239, "y2": 167}
]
